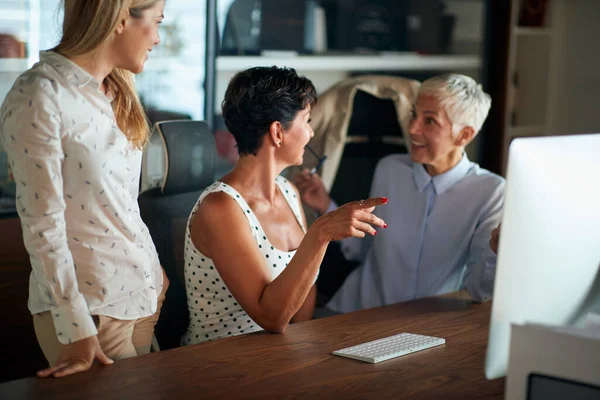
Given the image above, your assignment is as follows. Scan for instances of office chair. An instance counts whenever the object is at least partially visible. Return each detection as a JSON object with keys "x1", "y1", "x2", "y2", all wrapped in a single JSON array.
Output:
[
  {"x1": 302, "y1": 74, "x2": 420, "y2": 194},
  {"x1": 139, "y1": 120, "x2": 216, "y2": 350},
  {"x1": 330, "y1": 89, "x2": 408, "y2": 206},
  {"x1": 299, "y1": 76, "x2": 419, "y2": 304},
  {"x1": 313, "y1": 91, "x2": 410, "y2": 303}
]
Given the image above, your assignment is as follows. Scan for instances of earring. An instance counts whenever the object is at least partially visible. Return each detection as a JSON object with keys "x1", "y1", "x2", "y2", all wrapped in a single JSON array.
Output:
[{"x1": 278, "y1": 141, "x2": 282, "y2": 146}]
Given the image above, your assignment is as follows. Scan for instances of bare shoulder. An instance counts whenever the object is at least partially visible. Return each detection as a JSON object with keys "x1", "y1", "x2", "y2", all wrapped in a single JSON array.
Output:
[
  {"x1": 189, "y1": 190, "x2": 254, "y2": 256},
  {"x1": 191, "y1": 191, "x2": 247, "y2": 230}
]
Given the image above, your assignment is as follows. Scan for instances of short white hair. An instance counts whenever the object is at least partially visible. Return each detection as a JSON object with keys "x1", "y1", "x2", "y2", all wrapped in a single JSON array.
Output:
[{"x1": 418, "y1": 73, "x2": 491, "y2": 136}]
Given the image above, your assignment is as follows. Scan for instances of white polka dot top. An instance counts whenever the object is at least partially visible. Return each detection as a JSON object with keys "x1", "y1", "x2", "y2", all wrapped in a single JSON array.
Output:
[{"x1": 181, "y1": 176, "x2": 309, "y2": 345}]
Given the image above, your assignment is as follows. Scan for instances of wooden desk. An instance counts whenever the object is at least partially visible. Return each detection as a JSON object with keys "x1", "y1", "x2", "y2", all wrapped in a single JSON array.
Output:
[{"x1": 0, "y1": 297, "x2": 504, "y2": 399}]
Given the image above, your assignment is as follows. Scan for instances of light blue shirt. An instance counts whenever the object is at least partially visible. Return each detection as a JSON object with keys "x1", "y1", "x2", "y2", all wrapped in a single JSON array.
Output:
[{"x1": 326, "y1": 153, "x2": 505, "y2": 313}]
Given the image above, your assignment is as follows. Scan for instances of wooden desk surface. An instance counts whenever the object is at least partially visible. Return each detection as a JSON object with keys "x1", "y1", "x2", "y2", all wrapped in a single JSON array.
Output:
[{"x1": 0, "y1": 297, "x2": 504, "y2": 399}]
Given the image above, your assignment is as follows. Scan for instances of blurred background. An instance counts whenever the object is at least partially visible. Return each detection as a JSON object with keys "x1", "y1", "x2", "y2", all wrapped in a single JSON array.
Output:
[{"x1": 1, "y1": 0, "x2": 599, "y2": 205}]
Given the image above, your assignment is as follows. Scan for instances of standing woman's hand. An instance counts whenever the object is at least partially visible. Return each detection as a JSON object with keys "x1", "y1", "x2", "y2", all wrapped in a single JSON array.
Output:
[
  {"x1": 311, "y1": 197, "x2": 389, "y2": 242},
  {"x1": 37, "y1": 335, "x2": 113, "y2": 378}
]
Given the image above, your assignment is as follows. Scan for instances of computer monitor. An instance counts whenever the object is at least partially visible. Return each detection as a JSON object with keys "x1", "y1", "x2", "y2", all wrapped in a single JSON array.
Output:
[{"x1": 484, "y1": 133, "x2": 600, "y2": 380}]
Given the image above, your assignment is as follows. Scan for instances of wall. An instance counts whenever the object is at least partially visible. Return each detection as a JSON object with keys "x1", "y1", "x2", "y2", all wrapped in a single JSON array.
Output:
[
  {"x1": 552, "y1": 0, "x2": 600, "y2": 135},
  {"x1": 444, "y1": 0, "x2": 485, "y2": 53}
]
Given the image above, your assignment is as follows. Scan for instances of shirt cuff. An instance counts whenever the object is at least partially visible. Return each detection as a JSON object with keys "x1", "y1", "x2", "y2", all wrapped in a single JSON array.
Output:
[{"x1": 51, "y1": 295, "x2": 98, "y2": 345}]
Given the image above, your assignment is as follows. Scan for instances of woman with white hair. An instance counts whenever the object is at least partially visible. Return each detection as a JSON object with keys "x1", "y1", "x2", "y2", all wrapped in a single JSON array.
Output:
[
  {"x1": 0, "y1": 0, "x2": 168, "y2": 378},
  {"x1": 296, "y1": 73, "x2": 505, "y2": 313}
]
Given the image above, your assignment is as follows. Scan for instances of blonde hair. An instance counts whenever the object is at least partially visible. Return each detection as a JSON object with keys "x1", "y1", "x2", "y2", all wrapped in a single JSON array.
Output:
[
  {"x1": 418, "y1": 73, "x2": 492, "y2": 137},
  {"x1": 54, "y1": 0, "x2": 161, "y2": 149}
]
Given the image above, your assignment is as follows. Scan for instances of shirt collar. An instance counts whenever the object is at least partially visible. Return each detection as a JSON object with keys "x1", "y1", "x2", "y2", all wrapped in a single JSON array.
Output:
[
  {"x1": 39, "y1": 51, "x2": 102, "y2": 91},
  {"x1": 412, "y1": 153, "x2": 472, "y2": 195}
]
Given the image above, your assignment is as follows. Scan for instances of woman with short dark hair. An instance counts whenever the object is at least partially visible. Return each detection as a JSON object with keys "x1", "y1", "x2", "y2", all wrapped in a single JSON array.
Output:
[{"x1": 181, "y1": 66, "x2": 388, "y2": 345}]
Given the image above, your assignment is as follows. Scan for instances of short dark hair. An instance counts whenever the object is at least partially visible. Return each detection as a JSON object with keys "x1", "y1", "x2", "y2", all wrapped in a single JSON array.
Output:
[{"x1": 221, "y1": 66, "x2": 317, "y2": 156}]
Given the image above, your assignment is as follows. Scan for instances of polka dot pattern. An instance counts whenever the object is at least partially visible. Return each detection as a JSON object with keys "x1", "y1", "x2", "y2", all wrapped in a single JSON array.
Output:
[{"x1": 181, "y1": 176, "x2": 307, "y2": 345}]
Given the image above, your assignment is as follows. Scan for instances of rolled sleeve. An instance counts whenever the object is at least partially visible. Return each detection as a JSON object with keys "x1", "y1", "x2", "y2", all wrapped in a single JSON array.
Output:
[{"x1": 1, "y1": 79, "x2": 97, "y2": 344}]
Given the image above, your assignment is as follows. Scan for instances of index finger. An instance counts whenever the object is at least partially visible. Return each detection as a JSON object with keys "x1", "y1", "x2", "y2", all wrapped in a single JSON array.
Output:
[{"x1": 358, "y1": 197, "x2": 388, "y2": 209}]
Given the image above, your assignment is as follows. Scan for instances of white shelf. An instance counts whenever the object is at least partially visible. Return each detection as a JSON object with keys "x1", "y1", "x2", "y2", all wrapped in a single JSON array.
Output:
[
  {"x1": 515, "y1": 27, "x2": 553, "y2": 37},
  {"x1": 0, "y1": 58, "x2": 30, "y2": 73},
  {"x1": 216, "y1": 54, "x2": 481, "y2": 72}
]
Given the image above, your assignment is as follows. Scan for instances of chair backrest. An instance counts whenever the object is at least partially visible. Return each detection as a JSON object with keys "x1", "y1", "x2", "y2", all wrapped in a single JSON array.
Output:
[
  {"x1": 330, "y1": 89, "x2": 408, "y2": 205},
  {"x1": 139, "y1": 120, "x2": 216, "y2": 349},
  {"x1": 302, "y1": 74, "x2": 420, "y2": 192}
]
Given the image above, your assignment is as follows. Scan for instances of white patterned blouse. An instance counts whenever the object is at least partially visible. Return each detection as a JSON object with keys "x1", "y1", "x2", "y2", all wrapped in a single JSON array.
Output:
[{"x1": 0, "y1": 51, "x2": 164, "y2": 345}]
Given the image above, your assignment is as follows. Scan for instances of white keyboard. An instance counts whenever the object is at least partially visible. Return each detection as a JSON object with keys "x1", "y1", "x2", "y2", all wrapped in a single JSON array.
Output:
[{"x1": 332, "y1": 333, "x2": 445, "y2": 364}]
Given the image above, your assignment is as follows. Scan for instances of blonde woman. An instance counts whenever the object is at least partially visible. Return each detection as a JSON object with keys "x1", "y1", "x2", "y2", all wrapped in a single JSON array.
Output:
[{"x1": 0, "y1": 0, "x2": 168, "y2": 378}]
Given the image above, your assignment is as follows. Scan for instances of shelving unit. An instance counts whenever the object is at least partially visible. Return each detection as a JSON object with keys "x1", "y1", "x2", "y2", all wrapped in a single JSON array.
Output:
[
  {"x1": 514, "y1": 27, "x2": 553, "y2": 37},
  {"x1": 214, "y1": 53, "x2": 482, "y2": 115},
  {"x1": 508, "y1": 0, "x2": 562, "y2": 141},
  {"x1": 216, "y1": 54, "x2": 481, "y2": 72},
  {"x1": 0, "y1": 0, "x2": 41, "y2": 102}
]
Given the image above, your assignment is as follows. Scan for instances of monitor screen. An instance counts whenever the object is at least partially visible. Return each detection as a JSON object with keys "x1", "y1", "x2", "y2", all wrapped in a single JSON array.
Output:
[{"x1": 484, "y1": 133, "x2": 600, "y2": 380}]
